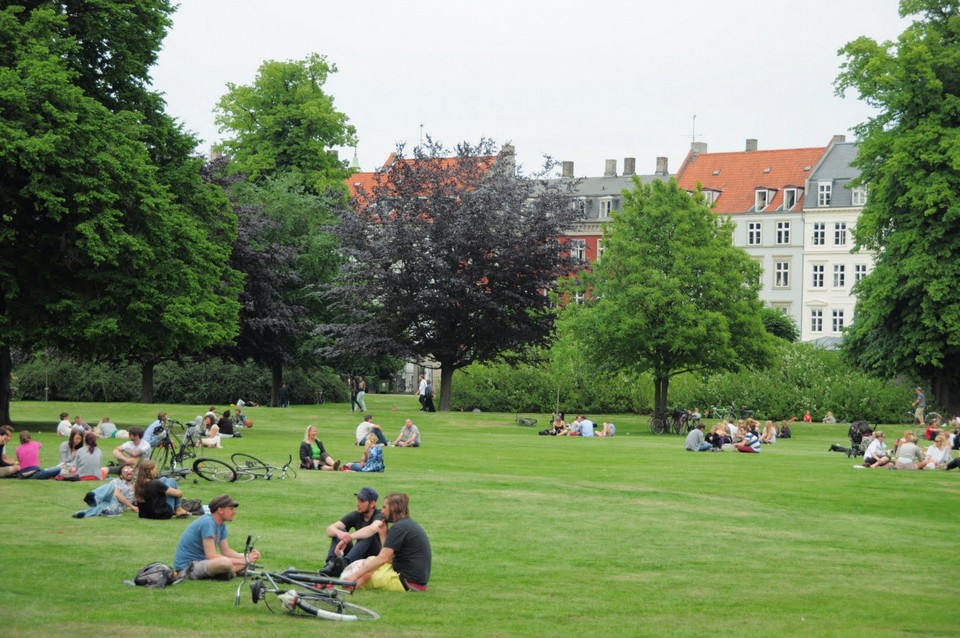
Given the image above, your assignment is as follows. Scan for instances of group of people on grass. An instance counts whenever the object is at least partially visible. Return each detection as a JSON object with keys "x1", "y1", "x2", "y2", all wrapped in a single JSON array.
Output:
[
  {"x1": 686, "y1": 418, "x2": 787, "y2": 453},
  {"x1": 299, "y1": 415, "x2": 422, "y2": 474},
  {"x1": 540, "y1": 414, "x2": 616, "y2": 437},
  {"x1": 858, "y1": 428, "x2": 960, "y2": 470},
  {"x1": 168, "y1": 487, "x2": 431, "y2": 592}
]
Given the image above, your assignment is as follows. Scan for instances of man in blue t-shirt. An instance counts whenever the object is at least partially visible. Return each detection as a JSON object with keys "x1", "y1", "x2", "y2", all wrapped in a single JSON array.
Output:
[{"x1": 174, "y1": 494, "x2": 259, "y2": 579}]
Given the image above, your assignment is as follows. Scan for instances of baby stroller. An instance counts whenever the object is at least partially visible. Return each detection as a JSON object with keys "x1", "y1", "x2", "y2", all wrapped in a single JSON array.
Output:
[{"x1": 828, "y1": 420, "x2": 875, "y2": 457}]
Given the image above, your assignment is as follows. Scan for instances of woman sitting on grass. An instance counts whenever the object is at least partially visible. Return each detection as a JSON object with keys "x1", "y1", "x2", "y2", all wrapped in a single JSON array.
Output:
[
  {"x1": 15, "y1": 431, "x2": 61, "y2": 479},
  {"x1": 759, "y1": 421, "x2": 777, "y2": 444},
  {"x1": 342, "y1": 433, "x2": 384, "y2": 473},
  {"x1": 134, "y1": 460, "x2": 189, "y2": 519},
  {"x1": 921, "y1": 434, "x2": 951, "y2": 470},
  {"x1": 75, "y1": 432, "x2": 107, "y2": 480},
  {"x1": 300, "y1": 425, "x2": 340, "y2": 471},
  {"x1": 200, "y1": 414, "x2": 222, "y2": 448}
]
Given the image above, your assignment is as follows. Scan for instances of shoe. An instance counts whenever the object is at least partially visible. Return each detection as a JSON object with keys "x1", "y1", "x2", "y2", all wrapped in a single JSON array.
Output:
[
  {"x1": 333, "y1": 460, "x2": 341, "y2": 471},
  {"x1": 319, "y1": 559, "x2": 336, "y2": 576},
  {"x1": 853, "y1": 465, "x2": 865, "y2": 469},
  {"x1": 83, "y1": 491, "x2": 96, "y2": 507},
  {"x1": 175, "y1": 508, "x2": 191, "y2": 518},
  {"x1": 72, "y1": 511, "x2": 85, "y2": 519}
]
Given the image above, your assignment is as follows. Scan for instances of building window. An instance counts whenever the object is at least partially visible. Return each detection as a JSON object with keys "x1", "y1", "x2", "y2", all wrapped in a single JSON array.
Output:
[
  {"x1": 835, "y1": 222, "x2": 847, "y2": 246},
  {"x1": 596, "y1": 239, "x2": 604, "y2": 262},
  {"x1": 812, "y1": 222, "x2": 825, "y2": 246},
  {"x1": 755, "y1": 189, "x2": 770, "y2": 211},
  {"x1": 818, "y1": 181, "x2": 832, "y2": 207},
  {"x1": 774, "y1": 261, "x2": 790, "y2": 288},
  {"x1": 574, "y1": 292, "x2": 585, "y2": 305},
  {"x1": 783, "y1": 188, "x2": 799, "y2": 210},
  {"x1": 776, "y1": 221, "x2": 791, "y2": 245},
  {"x1": 812, "y1": 264, "x2": 824, "y2": 288},
  {"x1": 747, "y1": 221, "x2": 762, "y2": 246},
  {"x1": 811, "y1": 309, "x2": 823, "y2": 333},
  {"x1": 832, "y1": 309, "x2": 845, "y2": 332},
  {"x1": 701, "y1": 190, "x2": 718, "y2": 206},
  {"x1": 833, "y1": 264, "x2": 845, "y2": 287},
  {"x1": 598, "y1": 197, "x2": 615, "y2": 219},
  {"x1": 851, "y1": 186, "x2": 867, "y2": 206},
  {"x1": 855, "y1": 264, "x2": 867, "y2": 283},
  {"x1": 571, "y1": 198, "x2": 587, "y2": 216},
  {"x1": 570, "y1": 239, "x2": 586, "y2": 260}
]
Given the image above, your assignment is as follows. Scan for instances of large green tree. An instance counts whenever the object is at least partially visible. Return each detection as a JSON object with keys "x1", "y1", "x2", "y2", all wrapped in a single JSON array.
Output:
[
  {"x1": 214, "y1": 53, "x2": 357, "y2": 195},
  {"x1": 836, "y1": 0, "x2": 960, "y2": 409},
  {"x1": 213, "y1": 55, "x2": 354, "y2": 404},
  {"x1": 0, "y1": 3, "x2": 241, "y2": 414},
  {"x1": 559, "y1": 178, "x2": 775, "y2": 417}
]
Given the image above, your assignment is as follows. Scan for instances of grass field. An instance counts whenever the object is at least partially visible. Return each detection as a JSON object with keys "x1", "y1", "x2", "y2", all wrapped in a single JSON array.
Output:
[{"x1": 1, "y1": 396, "x2": 957, "y2": 637}]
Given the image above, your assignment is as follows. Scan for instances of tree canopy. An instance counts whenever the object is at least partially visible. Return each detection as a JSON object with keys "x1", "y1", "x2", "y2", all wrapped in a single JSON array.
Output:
[
  {"x1": 836, "y1": 0, "x2": 960, "y2": 409},
  {"x1": 559, "y1": 178, "x2": 775, "y2": 416},
  {"x1": 322, "y1": 139, "x2": 581, "y2": 410},
  {"x1": 0, "y1": 3, "x2": 241, "y2": 413},
  {"x1": 215, "y1": 53, "x2": 357, "y2": 194}
]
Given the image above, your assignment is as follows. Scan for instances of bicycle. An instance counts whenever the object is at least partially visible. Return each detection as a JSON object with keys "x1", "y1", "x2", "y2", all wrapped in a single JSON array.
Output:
[
  {"x1": 900, "y1": 409, "x2": 942, "y2": 441},
  {"x1": 235, "y1": 536, "x2": 378, "y2": 622},
  {"x1": 230, "y1": 453, "x2": 298, "y2": 481},
  {"x1": 154, "y1": 419, "x2": 237, "y2": 483}
]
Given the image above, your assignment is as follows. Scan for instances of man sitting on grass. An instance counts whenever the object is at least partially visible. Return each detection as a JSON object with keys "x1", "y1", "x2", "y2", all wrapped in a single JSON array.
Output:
[
  {"x1": 685, "y1": 423, "x2": 714, "y2": 452},
  {"x1": 174, "y1": 494, "x2": 259, "y2": 580}
]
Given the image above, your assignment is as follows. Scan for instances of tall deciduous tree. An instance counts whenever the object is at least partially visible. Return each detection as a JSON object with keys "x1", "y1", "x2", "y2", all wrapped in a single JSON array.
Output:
[
  {"x1": 0, "y1": 3, "x2": 241, "y2": 413},
  {"x1": 836, "y1": 0, "x2": 960, "y2": 409},
  {"x1": 559, "y1": 179, "x2": 775, "y2": 417},
  {"x1": 215, "y1": 53, "x2": 357, "y2": 194},
  {"x1": 322, "y1": 139, "x2": 580, "y2": 411}
]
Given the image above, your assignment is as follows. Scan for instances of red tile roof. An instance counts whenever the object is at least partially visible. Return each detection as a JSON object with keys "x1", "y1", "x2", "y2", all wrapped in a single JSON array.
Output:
[{"x1": 675, "y1": 146, "x2": 827, "y2": 214}]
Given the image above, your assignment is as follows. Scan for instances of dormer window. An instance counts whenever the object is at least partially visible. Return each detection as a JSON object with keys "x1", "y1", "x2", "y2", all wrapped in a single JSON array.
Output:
[
  {"x1": 755, "y1": 189, "x2": 770, "y2": 212},
  {"x1": 783, "y1": 187, "x2": 801, "y2": 210},
  {"x1": 701, "y1": 189, "x2": 720, "y2": 206},
  {"x1": 598, "y1": 197, "x2": 616, "y2": 219},
  {"x1": 570, "y1": 198, "x2": 588, "y2": 216},
  {"x1": 851, "y1": 186, "x2": 867, "y2": 206}
]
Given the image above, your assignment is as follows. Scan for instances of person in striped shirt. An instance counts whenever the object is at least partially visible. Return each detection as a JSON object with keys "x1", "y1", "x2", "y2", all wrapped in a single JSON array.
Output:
[{"x1": 736, "y1": 422, "x2": 762, "y2": 453}]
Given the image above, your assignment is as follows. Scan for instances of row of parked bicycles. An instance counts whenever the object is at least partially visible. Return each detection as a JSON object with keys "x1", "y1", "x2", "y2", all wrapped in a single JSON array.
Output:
[
  {"x1": 151, "y1": 419, "x2": 296, "y2": 482},
  {"x1": 649, "y1": 404, "x2": 754, "y2": 436}
]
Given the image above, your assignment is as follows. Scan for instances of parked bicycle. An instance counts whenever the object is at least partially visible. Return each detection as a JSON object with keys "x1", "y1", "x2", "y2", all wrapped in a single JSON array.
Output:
[
  {"x1": 230, "y1": 453, "x2": 298, "y2": 481},
  {"x1": 235, "y1": 536, "x2": 378, "y2": 621},
  {"x1": 153, "y1": 419, "x2": 237, "y2": 483},
  {"x1": 649, "y1": 408, "x2": 689, "y2": 436}
]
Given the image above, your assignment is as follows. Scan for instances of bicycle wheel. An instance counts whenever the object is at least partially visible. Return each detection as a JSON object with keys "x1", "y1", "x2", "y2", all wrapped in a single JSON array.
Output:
[
  {"x1": 231, "y1": 453, "x2": 271, "y2": 479},
  {"x1": 671, "y1": 416, "x2": 685, "y2": 435},
  {"x1": 192, "y1": 458, "x2": 236, "y2": 482},
  {"x1": 900, "y1": 410, "x2": 916, "y2": 426},
  {"x1": 151, "y1": 443, "x2": 171, "y2": 473},
  {"x1": 649, "y1": 417, "x2": 666, "y2": 435},
  {"x1": 925, "y1": 412, "x2": 942, "y2": 425},
  {"x1": 232, "y1": 468, "x2": 257, "y2": 482},
  {"x1": 278, "y1": 465, "x2": 297, "y2": 480},
  {"x1": 295, "y1": 592, "x2": 379, "y2": 621}
]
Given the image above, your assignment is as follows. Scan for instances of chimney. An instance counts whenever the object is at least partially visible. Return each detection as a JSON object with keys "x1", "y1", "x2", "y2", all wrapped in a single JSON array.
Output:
[
  {"x1": 497, "y1": 144, "x2": 516, "y2": 176},
  {"x1": 209, "y1": 145, "x2": 223, "y2": 161},
  {"x1": 691, "y1": 142, "x2": 708, "y2": 155},
  {"x1": 562, "y1": 161, "x2": 574, "y2": 178},
  {"x1": 831, "y1": 134, "x2": 846, "y2": 144},
  {"x1": 746, "y1": 139, "x2": 758, "y2": 152},
  {"x1": 604, "y1": 159, "x2": 617, "y2": 177},
  {"x1": 655, "y1": 156, "x2": 668, "y2": 175},
  {"x1": 623, "y1": 158, "x2": 636, "y2": 176}
]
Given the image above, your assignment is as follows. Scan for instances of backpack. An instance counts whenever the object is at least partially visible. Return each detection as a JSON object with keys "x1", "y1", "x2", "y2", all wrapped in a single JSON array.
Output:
[{"x1": 130, "y1": 562, "x2": 179, "y2": 588}]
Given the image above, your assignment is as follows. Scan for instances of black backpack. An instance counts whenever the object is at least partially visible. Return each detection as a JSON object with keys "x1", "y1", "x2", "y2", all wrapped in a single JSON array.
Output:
[{"x1": 130, "y1": 562, "x2": 179, "y2": 588}]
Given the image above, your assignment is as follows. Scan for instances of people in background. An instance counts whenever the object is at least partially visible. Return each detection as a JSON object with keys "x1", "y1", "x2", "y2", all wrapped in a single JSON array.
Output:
[
  {"x1": 802, "y1": 410, "x2": 812, "y2": 423},
  {"x1": 135, "y1": 460, "x2": 189, "y2": 519},
  {"x1": 355, "y1": 415, "x2": 388, "y2": 446},
  {"x1": 343, "y1": 433, "x2": 385, "y2": 473},
  {"x1": 0, "y1": 425, "x2": 21, "y2": 478},
  {"x1": 684, "y1": 423, "x2": 714, "y2": 452},
  {"x1": 112, "y1": 426, "x2": 150, "y2": 467},
  {"x1": 56, "y1": 412, "x2": 73, "y2": 437},
  {"x1": 759, "y1": 421, "x2": 777, "y2": 444},
  {"x1": 73, "y1": 464, "x2": 138, "y2": 518},
  {"x1": 74, "y1": 432, "x2": 106, "y2": 480},
  {"x1": 862, "y1": 432, "x2": 891, "y2": 468},
  {"x1": 598, "y1": 421, "x2": 616, "y2": 437},
  {"x1": 822, "y1": 411, "x2": 837, "y2": 424},
  {"x1": 393, "y1": 419, "x2": 421, "y2": 447}
]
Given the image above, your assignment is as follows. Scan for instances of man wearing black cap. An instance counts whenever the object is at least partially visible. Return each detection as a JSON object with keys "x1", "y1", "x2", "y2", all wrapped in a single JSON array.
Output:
[
  {"x1": 319, "y1": 487, "x2": 384, "y2": 576},
  {"x1": 173, "y1": 494, "x2": 259, "y2": 580}
]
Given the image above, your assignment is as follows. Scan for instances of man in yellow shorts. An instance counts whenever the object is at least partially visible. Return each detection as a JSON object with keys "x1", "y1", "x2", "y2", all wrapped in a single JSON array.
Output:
[{"x1": 341, "y1": 492, "x2": 431, "y2": 591}]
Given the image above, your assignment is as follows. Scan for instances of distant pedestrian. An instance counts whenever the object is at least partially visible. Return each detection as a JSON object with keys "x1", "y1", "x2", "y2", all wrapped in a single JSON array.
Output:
[
  {"x1": 423, "y1": 379, "x2": 435, "y2": 412},
  {"x1": 278, "y1": 383, "x2": 290, "y2": 408}
]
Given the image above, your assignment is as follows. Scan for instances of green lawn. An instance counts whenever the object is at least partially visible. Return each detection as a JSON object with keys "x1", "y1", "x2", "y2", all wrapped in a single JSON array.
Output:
[{"x1": 1, "y1": 396, "x2": 957, "y2": 637}]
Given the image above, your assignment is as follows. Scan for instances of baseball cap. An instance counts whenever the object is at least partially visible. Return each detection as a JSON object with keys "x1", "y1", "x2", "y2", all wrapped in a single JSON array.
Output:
[
  {"x1": 355, "y1": 487, "x2": 379, "y2": 502},
  {"x1": 208, "y1": 494, "x2": 240, "y2": 512}
]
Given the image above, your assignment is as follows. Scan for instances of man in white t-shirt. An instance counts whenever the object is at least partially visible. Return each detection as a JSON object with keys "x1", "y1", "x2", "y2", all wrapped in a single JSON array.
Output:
[
  {"x1": 56, "y1": 412, "x2": 73, "y2": 437},
  {"x1": 112, "y1": 427, "x2": 150, "y2": 466},
  {"x1": 355, "y1": 415, "x2": 388, "y2": 446},
  {"x1": 414, "y1": 375, "x2": 427, "y2": 411}
]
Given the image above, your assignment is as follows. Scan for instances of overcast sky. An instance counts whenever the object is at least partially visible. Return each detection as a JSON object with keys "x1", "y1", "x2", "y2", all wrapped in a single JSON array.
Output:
[{"x1": 150, "y1": 0, "x2": 909, "y2": 178}]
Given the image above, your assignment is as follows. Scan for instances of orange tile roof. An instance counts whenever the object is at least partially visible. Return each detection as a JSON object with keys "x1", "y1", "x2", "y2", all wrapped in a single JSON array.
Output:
[
  {"x1": 346, "y1": 153, "x2": 497, "y2": 200},
  {"x1": 675, "y1": 146, "x2": 827, "y2": 214}
]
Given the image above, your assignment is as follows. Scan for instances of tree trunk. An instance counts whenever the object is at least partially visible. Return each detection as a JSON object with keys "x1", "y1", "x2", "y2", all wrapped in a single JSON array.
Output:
[
  {"x1": 653, "y1": 375, "x2": 670, "y2": 417},
  {"x1": 930, "y1": 370, "x2": 955, "y2": 415},
  {"x1": 0, "y1": 344, "x2": 11, "y2": 424},
  {"x1": 270, "y1": 363, "x2": 283, "y2": 408},
  {"x1": 140, "y1": 359, "x2": 155, "y2": 403},
  {"x1": 438, "y1": 364, "x2": 454, "y2": 412}
]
